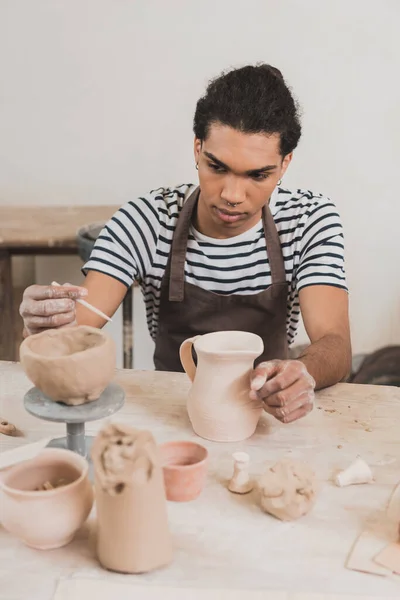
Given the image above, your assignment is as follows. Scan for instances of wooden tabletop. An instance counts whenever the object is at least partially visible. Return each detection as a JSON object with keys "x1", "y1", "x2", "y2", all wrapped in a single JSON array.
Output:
[
  {"x1": 1, "y1": 361, "x2": 400, "y2": 599},
  {"x1": 0, "y1": 205, "x2": 118, "y2": 251}
]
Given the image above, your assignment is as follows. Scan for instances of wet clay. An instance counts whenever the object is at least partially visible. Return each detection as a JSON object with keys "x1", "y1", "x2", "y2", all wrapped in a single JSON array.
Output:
[
  {"x1": 92, "y1": 423, "x2": 173, "y2": 574},
  {"x1": 257, "y1": 458, "x2": 318, "y2": 521},
  {"x1": 19, "y1": 325, "x2": 116, "y2": 405},
  {"x1": 180, "y1": 331, "x2": 264, "y2": 442}
]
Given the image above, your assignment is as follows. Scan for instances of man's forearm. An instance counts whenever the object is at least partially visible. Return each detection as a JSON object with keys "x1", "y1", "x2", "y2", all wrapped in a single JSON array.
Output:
[{"x1": 297, "y1": 333, "x2": 352, "y2": 390}]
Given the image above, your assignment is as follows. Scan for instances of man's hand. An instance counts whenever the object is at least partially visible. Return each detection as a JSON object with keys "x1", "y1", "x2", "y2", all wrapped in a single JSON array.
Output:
[
  {"x1": 249, "y1": 360, "x2": 315, "y2": 423},
  {"x1": 19, "y1": 283, "x2": 87, "y2": 336}
]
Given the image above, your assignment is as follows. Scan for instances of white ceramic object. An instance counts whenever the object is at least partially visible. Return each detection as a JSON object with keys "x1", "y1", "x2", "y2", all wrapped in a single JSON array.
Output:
[
  {"x1": 335, "y1": 458, "x2": 373, "y2": 487},
  {"x1": 179, "y1": 331, "x2": 264, "y2": 442},
  {"x1": 228, "y1": 452, "x2": 253, "y2": 494},
  {"x1": 0, "y1": 448, "x2": 94, "y2": 549}
]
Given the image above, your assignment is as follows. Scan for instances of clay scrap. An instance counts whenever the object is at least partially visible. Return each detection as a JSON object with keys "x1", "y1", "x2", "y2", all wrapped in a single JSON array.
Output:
[
  {"x1": 335, "y1": 458, "x2": 373, "y2": 487},
  {"x1": 35, "y1": 478, "x2": 68, "y2": 491},
  {"x1": 0, "y1": 419, "x2": 16, "y2": 436},
  {"x1": 374, "y1": 542, "x2": 400, "y2": 574},
  {"x1": 257, "y1": 458, "x2": 318, "y2": 521},
  {"x1": 92, "y1": 423, "x2": 173, "y2": 574},
  {"x1": 346, "y1": 480, "x2": 400, "y2": 576},
  {"x1": 228, "y1": 452, "x2": 253, "y2": 494}
]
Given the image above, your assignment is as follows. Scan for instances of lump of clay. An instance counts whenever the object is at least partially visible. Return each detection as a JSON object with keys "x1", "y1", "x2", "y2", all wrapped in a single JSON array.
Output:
[
  {"x1": 257, "y1": 458, "x2": 318, "y2": 521},
  {"x1": 19, "y1": 325, "x2": 116, "y2": 405},
  {"x1": 92, "y1": 423, "x2": 173, "y2": 574}
]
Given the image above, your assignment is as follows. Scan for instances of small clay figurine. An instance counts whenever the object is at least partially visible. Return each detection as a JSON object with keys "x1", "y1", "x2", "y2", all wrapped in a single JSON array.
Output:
[
  {"x1": 228, "y1": 452, "x2": 253, "y2": 494},
  {"x1": 257, "y1": 458, "x2": 318, "y2": 521},
  {"x1": 335, "y1": 458, "x2": 373, "y2": 487},
  {"x1": 92, "y1": 423, "x2": 173, "y2": 574}
]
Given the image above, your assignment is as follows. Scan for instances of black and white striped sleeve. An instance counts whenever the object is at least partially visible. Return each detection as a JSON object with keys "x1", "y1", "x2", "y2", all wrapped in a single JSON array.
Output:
[
  {"x1": 295, "y1": 201, "x2": 348, "y2": 292},
  {"x1": 81, "y1": 195, "x2": 161, "y2": 288}
]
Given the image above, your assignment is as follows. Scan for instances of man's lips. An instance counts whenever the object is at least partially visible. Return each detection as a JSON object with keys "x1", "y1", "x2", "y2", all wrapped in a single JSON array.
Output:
[{"x1": 214, "y1": 207, "x2": 246, "y2": 223}]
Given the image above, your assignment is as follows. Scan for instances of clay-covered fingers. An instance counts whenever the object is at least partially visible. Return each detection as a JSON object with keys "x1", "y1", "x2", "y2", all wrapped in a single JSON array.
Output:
[
  {"x1": 19, "y1": 284, "x2": 87, "y2": 335},
  {"x1": 22, "y1": 284, "x2": 87, "y2": 302},
  {"x1": 250, "y1": 359, "x2": 315, "y2": 423},
  {"x1": 263, "y1": 389, "x2": 314, "y2": 423},
  {"x1": 256, "y1": 360, "x2": 312, "y2": 397}
]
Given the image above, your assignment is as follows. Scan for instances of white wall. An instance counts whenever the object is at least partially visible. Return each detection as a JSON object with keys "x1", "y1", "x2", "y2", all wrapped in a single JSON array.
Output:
[{"x1": 1, "y1": 0, "x2": 399, "y2": 368}]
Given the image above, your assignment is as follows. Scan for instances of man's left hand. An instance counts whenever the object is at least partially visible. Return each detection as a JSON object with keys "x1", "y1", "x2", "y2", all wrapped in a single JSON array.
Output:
[{"x1": 249, "y1": 360, "x2": 315, "y2": 423}]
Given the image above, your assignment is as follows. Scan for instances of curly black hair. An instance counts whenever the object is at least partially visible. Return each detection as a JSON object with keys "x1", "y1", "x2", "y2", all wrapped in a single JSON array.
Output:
[{"x1": 193, "y1": 64, "x2": 301, "y2": 156}]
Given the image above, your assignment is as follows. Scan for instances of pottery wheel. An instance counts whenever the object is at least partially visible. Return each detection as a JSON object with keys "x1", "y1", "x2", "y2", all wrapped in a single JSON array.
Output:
[{"x1": 24, "y1": 382, "x2": 125, "y2": 462}]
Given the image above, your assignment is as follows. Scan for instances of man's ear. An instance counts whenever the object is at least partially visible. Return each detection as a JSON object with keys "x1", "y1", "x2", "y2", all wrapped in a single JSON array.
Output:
[
  {"x1": 280, "y1": 152, "x2": 293, "y2": 178},
  {"x1": 194, "y1": 137, "x2": 202, "y2": 165}
]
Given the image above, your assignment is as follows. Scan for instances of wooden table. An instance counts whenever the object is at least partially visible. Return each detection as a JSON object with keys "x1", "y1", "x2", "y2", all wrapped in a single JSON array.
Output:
[
  {"x1": 0, "y1": 205, "x2": 126, "y2": 362},
  {"x1": 1, "y1": 361, "x2": 400, "y2": 599}
]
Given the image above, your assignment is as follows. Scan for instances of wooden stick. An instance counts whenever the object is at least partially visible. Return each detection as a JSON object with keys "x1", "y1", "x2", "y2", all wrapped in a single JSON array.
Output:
[{"x1": 51, "y1": 281, "x2": 112, "y2": 322}]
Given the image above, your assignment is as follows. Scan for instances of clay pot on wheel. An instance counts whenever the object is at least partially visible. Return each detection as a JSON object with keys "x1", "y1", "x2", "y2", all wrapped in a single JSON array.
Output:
[
  {"x1": 19, "y1": 325, "x2": 116, "y2": 406},
  {"x1": 0, "y1": 448, "x2": 94, "y2": 549}
]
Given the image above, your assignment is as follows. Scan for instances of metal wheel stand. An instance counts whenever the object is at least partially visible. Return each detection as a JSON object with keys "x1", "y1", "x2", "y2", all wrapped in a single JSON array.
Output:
[{"x1": 24, "y1": 382, "x2": 125, "y2": 478}]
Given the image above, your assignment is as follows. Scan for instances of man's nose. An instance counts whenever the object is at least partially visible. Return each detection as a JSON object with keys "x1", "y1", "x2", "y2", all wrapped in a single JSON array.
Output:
[{"x1": 220, "y1": 175, "x2": 246, "y2": 205}]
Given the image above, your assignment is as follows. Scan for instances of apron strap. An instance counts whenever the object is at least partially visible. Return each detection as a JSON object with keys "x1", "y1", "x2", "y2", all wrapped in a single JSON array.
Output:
[
  {"x1": 262, "y1": 203, "x2": 286, "y2": 284},
  {"x1": 168, "y1": 187, "x2": 200, "y2": 302},
  {"x1": 168, "y1": 187, "x2": 286, "y2": 301}
]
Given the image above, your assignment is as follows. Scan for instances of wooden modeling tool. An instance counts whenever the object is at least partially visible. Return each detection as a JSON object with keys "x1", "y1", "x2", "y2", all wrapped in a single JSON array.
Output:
[{"x1": 51, "y1": 281, "x2": 112, "y2": 322}]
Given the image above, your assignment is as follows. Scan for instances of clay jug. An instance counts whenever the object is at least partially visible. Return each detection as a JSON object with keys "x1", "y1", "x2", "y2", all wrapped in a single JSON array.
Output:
[
  {"x1": 92, "y1": 423, "x2": 173, "y2": 574},
  {"x1": 179, "y1": 331, "x2": 264, "y2": 442}
]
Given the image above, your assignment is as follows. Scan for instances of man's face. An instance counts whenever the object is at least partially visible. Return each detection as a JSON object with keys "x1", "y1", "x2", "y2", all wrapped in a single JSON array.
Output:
[{"x1": 194, "y1": 124, "x2": 292, "y2": 238}]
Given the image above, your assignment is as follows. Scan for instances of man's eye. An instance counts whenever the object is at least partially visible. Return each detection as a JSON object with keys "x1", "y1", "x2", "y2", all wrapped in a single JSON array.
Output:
[
  {"x1": 209, "y1": 163, "x2": 225, "y2": 173},
  {"x1": 252, "y1": 173, "x2": 269, "y2": 181}
]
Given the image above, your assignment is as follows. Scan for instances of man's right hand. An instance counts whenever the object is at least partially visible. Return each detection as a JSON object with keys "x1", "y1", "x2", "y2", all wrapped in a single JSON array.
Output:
[{"x1": 19, "y1": 284, "x2": 88, "y2": 337}]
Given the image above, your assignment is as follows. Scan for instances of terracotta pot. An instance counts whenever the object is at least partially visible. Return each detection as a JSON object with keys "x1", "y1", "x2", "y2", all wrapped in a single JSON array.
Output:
[
  {"x1": 19, "y1": 325, "x2": 116, "y2": 405},
  {"x1": 0, "y1": 448, "x2": 94, "y2": 549},
  {"x1": 160, "y1": 440, "x2": 208, "y2": 502},
  {"x1": 180, "y1": 331, "x2": 264, "y2": 442}
]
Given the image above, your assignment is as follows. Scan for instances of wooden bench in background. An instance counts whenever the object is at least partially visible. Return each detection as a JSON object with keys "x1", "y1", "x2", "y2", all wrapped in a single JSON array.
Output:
[{"x1": 0, "y1": 205, "x2": 136, "y2": 365}]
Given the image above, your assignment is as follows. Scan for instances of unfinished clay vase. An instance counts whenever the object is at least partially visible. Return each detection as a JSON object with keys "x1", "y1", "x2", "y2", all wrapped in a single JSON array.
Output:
[
  {"x1": 92, "y1": 423, "x2": 173, "y2": 574},
  {"x1": 19, "y1": 325, "x2": 116, "y2": 405},
  {"x1": 179, "y1": 331, "x2": 264, "y2": 442},
  {"x1": 0, "y1": 448, "x2": 93, "y2": 549},
  {"x1": 257, "y1": 458, "x2": 318, "y2": 521}
]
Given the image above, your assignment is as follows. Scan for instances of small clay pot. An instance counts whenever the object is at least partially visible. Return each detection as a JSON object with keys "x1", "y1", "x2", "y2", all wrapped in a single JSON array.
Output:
[
  {"x1": 0, "y1": 448, "x2": 94, "y2": 549},
  {"x1": 19, "y1": 325, "x2": 116, "y2": 405},
  {"x1": 160, "y1": 440, "x2": 208, "y2": 502}
]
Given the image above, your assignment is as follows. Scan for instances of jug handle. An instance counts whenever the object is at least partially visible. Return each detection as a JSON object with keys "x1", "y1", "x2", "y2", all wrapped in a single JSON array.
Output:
[{"x1": 179, "y1": 336, "x2": 200, "y2": 382}]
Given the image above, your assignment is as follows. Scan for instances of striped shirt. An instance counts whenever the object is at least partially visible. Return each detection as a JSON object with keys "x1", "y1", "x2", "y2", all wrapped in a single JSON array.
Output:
[{"x1": 82, "y1": 184, "x2": 347, "y2": 346}]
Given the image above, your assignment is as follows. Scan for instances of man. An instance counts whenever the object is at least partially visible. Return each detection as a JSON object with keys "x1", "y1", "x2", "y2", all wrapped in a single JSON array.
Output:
[{"x1": 20, "y1": 64, "x2": 352, "y2": 424}]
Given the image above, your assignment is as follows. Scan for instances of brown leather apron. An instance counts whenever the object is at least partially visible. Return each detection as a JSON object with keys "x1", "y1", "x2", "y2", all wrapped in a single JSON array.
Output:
[{"x1": 153, "y1": 187, "x2": 289, "y2": 371}]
